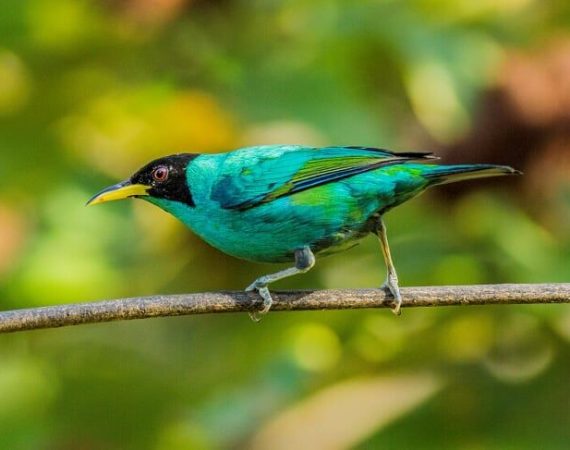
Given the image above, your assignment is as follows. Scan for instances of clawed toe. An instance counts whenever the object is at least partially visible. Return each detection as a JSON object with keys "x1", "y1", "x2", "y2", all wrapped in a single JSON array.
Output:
[
  {"x1": 245, "y1": 282, "x2": 257, "y2": 292},
  {"x1": 245, "y1": 283, "x2": 273, "y2": 322},
  {"x1": 382, "y1": 280, "x2": 402, "y2": 316},
  {"x1": 248, "y1": 311, "x2": 262, "y2": 322},
  {"x1": 391, "y1": 297, "x2": 402, "y2": 316}
]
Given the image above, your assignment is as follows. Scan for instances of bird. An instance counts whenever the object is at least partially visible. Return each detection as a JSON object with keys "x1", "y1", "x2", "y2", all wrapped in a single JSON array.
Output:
[{"x1": 87, "y1": 145, "x2": 520, "y2": 320}]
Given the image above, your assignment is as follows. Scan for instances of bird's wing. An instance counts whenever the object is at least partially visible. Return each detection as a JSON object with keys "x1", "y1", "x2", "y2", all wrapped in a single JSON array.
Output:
[{"x1": 211, "y1": 145, "x2": 436, "y2": 210}]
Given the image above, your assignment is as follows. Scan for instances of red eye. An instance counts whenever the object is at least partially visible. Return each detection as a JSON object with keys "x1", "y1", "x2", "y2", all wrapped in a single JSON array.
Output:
[{"x1": 153, "y1": 166, "x2": 169, "y2": 182}]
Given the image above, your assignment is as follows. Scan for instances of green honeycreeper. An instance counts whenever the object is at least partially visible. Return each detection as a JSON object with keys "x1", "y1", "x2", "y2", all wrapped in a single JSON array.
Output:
[{"x1": 87, "y1": 145, "x2": 519, "y2": 319}]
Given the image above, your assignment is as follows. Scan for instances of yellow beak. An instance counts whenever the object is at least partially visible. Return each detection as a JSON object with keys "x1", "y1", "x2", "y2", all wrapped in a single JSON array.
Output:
[{"x1": 86, "y1": 181, "x2": 150, "y2": 206}]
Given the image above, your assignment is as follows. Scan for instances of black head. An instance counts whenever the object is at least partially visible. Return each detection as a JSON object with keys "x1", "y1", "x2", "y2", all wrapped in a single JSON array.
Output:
[
  {"x1": 87, "y1": 153, "x2": 199, "y2": 207},
  {"x1": 130, "y1": 154, "x2": 198, "y2": 206}
]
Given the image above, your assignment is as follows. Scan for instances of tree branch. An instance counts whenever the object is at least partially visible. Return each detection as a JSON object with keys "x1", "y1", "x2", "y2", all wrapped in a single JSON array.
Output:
[{"x1": 1, "y1": 283, "x2": 568, "y2": 334}]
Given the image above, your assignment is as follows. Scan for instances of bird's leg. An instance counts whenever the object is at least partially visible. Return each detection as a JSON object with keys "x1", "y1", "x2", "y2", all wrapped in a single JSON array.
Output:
[
  {"x1": 245, "y1": 246, "x2": 315, "y2": 322},
  {"x1": 373, "y1": 217, "x2": 402, "y2": 315}
]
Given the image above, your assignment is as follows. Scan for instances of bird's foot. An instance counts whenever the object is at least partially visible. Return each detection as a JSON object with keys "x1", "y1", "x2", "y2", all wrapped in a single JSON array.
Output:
[
  {"x1": 381, "y1": 274, "x2": 402, "y2": 316},
  {"x1": 245, "y1": 280, "x2": 273, "y2": 322}
]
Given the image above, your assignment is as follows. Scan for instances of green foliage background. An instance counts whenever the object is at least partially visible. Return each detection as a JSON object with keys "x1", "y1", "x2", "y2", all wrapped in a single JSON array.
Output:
[{"x1": 1, "y1": 1, "x2": 569, "y2": 448}]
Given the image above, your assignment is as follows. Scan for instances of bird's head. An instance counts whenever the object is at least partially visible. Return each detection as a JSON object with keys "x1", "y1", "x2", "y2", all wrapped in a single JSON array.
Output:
[{"x1": 87, "y1": 154, "x2": 198, "y2": 207}]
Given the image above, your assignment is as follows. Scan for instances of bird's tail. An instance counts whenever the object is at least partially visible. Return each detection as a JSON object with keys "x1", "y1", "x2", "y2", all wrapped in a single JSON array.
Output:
[{"x1": 423, "y1": 164, "x2": 521, "y2": 186}]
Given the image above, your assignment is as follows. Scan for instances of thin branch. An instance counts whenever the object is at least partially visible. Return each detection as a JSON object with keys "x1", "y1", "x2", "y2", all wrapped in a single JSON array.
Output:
[{"x1": 0, "y1": 284, "x2": 568, "y2": 334}]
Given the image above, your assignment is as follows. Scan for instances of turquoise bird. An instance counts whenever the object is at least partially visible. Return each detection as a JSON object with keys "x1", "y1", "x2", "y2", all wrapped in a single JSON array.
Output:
[{"x1": 87, "y1": 145, "x2": 519, "y2": 319}]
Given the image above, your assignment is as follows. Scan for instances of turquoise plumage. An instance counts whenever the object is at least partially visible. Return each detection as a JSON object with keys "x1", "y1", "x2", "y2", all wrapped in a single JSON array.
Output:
[{"x1": 88, "y1": 145, "x2": 519, "y2": 319}]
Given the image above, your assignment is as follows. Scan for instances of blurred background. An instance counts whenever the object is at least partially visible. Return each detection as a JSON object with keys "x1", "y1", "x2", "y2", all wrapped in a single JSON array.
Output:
[{"x1": 1, "y1": 0, "x2": 570, "y2": 448}]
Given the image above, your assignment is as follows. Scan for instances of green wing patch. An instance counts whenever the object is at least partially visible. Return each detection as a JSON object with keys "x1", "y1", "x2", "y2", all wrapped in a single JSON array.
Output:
[{"x1": 212, "y1": 146, "x2": 435, "y2": 210}]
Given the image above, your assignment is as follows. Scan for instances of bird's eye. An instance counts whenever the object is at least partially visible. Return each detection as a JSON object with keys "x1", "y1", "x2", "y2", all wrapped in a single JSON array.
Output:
[{"x1": 152, "y1": 166, "x2": 169, "y2": 182}]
